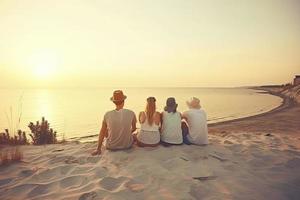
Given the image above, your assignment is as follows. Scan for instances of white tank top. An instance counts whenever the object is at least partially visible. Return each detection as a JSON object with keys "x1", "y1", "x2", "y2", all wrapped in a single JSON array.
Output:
[
  {"x1": 140, "y1": 113, "x2": 160, "y2": 132},
  {"x1": 161, "y1": 111, "x2": 183, "y2": 144}
]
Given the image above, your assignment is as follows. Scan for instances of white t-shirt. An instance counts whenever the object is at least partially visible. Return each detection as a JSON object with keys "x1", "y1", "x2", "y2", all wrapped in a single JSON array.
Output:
[
  {"x1": 182, "y1": 108, "x2": 208, "y2": 145},
  {"x1": 161, "y1": 111, "x2": 183, "y2": 144}
]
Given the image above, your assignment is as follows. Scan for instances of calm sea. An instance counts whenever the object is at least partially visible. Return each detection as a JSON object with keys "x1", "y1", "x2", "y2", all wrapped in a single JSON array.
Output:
[{"x1": 0, "y1": 88, "x2": 282, "y2": 141}]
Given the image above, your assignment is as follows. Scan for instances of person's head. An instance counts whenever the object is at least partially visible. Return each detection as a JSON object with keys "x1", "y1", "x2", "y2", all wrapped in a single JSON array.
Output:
[
  {"x1": 110, "y1": 90, "x2": 127, "y2": 108},
  {"x1": 186, "y1": 97, "x2": 201, "y2": 109},
  {"x1": 164, "y1": 97, "x2": 178, "y2": 113},
  {"x1": 145, "y1": 97, "x2": 156, "y2": 125}
]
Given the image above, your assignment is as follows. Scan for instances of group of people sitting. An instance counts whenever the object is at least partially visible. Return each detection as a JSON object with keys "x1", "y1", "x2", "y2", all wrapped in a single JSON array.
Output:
[{"x1": 92, "y1": 90, "x2": 208, "y2": 155}]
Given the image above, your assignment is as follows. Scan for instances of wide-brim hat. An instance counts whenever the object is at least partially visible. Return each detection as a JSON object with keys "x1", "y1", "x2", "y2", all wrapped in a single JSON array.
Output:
[
  {"x1": 110, "y1": 90, "x2": 127, "y2": 102},
  {"x1": 164, "y1": 97, "x2": 178, "y2": 112},
  {"x1": 186, "y1": 97, "x2": 201, "y2": 109}
]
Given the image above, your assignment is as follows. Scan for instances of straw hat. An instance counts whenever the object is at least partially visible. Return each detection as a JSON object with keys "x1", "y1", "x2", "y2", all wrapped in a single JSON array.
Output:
[
  {"x1": 110, "y1": 90, "x2": 127, "y2": 102},
  {"x1": 186, "y1": 97, "x2": 201, "y2": 109}
]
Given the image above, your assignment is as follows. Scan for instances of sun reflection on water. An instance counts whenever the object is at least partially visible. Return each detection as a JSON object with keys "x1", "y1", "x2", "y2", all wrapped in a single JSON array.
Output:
[{"x1": 33, "y1": 90, "x2": 53, "y2": 122}]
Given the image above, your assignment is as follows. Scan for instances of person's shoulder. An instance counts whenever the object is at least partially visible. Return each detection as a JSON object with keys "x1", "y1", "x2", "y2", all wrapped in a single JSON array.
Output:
[
  {"x1": 198, "y1": 109, "x2": 207, "y2": 117},
  {"x1": 105, "y1": 110, "x2": 114, "y2": 115},
  {"x1": 103, "y1": 110, "x2": 114, "y2": 120},
  {"x1": 153, "y1": 111, "x2": 161, "y2": 118},
  {"x1": 199, "y1": 108, "x2": 206, "y2": 114},
  {"x1": 154, "y1": 111, "x2": 161, "y2": 115},
  {"x1": 139, "y1": 111, "x2": 146, "y2": 117},
  {"x1": 123, "y1": 109, "x2": 135, "y2": 115}
]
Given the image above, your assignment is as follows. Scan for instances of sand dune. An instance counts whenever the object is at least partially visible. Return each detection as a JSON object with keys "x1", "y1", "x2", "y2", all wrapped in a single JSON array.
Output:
[{"x1": 1, "y1": 130, "x2": 300, "y2": 200}]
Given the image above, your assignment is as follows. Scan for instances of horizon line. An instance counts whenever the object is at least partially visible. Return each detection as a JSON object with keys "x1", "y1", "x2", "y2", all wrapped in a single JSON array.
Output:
[{"x1": 0, "y1": 85, "x2": 282, "y2": 90}]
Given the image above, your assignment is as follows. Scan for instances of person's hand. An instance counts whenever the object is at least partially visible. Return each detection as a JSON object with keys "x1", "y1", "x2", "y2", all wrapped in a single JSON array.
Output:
[{"x1": 91, "y1": 149, "x2": 101, "y2": 156}]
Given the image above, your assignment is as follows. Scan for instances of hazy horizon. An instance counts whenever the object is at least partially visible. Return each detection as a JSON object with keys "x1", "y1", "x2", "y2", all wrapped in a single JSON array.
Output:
[
  {"x1": 1, "y1": 0, "x2": 300, "y2": 88},
  {"x1": 0, "y1": 85, "x2": 279, "y2": 89}
]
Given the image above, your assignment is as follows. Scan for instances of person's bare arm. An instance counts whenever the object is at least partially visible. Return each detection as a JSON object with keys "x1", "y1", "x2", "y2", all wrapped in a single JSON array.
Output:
[
  {"x1": 91, "y1": 120, "x2": 108, "y2": 156},
  {"x1": 159, "y1": 112, "x2": 163, "y2": 133},
  {"x1": 131, "y1": 114, "x2": 137, "y2": 133},
  {"x1": 181, "y1": 112, "x2": 187, "y2": 120},
  {"x1": 139, "y1": 111, "x2": 146, "y2": 124},
  {"x1": 154, "y1": 112, "x2": 161, "y2": 125}
]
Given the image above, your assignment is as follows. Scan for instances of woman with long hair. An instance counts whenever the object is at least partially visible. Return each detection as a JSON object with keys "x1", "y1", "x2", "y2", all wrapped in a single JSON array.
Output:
[{"x1": 135, "y1": 97, "x2": 161, "y2": 147}]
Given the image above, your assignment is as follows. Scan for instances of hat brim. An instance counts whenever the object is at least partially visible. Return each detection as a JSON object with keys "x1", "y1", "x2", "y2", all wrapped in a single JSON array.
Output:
[
  {"x1": 110, "y1": 95, "x2": 127, "y2": 102},
  {"x1": 186, "y1": 101, "x2": 200, "y2": 109}
]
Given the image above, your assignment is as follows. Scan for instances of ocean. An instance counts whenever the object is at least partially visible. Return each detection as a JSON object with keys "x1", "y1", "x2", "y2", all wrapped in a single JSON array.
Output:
[{"x1": 0, "y1": 88, "x2": 282, "y2": 141}]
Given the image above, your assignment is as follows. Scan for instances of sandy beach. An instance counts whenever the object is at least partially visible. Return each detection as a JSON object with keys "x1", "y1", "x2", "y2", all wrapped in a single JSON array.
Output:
[
  {"x1": 0, "y1": 87, "x2": 300, "y2": 200},
  {"x1": 1, "y1": 0, "x2": 300, "y2": 199}
]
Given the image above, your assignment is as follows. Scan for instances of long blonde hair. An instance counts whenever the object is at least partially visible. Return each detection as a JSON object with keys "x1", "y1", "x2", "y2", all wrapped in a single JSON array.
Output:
[{"x1": 145, "y1": 97, "x2": 156, "y2": 125}]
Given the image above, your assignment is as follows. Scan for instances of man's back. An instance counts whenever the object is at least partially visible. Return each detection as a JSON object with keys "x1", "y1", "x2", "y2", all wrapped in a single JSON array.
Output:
[
  {"x1": 183, "y1": 108, "x2": 208, "y2": 145},
  {"x1": 104, "y1": 108, "x2": 135, "y2": 150}
]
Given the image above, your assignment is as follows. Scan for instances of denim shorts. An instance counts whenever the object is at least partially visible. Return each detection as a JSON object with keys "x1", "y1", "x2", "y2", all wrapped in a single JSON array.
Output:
[{"x1": 182, "y1": 123, "x2": 192, "y2": 145}]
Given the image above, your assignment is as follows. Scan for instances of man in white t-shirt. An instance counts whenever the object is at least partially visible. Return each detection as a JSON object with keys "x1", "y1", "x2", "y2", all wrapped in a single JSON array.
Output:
[
  {"x1": 182, "y1": 97, "x2": 209, "y2": 145},
  {"x1": 92, "y1": 90, "x2": 137, "y2": 155}
]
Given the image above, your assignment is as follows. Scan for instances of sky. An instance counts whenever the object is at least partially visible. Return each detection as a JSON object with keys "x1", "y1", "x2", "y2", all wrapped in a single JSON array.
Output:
[{"x1": 0, "y1": 0, "x2": 300, "y2": 88}]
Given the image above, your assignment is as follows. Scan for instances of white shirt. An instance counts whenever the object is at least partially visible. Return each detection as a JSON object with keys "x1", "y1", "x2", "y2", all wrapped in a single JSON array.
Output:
[
  {"x1": 140, "y1": 114, "x2": 160, "y2": 132},
  {"x1": 182, "y1": 108, "x2": 208, "y2": 145},
  {"x1": 137, "y1": 115, "x2": 160, "y2": 145},
  {"x1": 161, "y1": 111, "x2": 183, "y2": 144}
]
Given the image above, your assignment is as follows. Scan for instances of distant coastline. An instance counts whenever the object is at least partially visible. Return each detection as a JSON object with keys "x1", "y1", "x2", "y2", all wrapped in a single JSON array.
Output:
[{"x1": 209, "y1": 85, "x2": 298, "y2": 127}]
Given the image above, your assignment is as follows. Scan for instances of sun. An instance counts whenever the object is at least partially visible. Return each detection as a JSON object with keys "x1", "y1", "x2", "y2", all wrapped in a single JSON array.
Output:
[{"x1": 28, "y1": 51, "x2": 60, "y2": 79}]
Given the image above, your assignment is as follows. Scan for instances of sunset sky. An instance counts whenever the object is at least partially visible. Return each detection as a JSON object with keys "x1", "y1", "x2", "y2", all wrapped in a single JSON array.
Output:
[{"x1": 0, "y1": 0, "x2": 300, "y2": 88}]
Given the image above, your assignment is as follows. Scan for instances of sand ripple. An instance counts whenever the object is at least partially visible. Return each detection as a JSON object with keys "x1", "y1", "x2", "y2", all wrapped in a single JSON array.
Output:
[{"x1": 0, "y1": 134, "x2": 300, "y2": 200}]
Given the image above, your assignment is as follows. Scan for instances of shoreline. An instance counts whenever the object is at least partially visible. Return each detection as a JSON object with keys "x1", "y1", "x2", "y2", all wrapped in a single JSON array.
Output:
[
  {"x1": 208, "y1": 86, "x2": 295, "y2": 127},
  {"x1": 208, "y1": 86, "x2": 300, "y2": 140},
  {"x1": 0, "y1": 87, "x2": 295, "y2": 143}
]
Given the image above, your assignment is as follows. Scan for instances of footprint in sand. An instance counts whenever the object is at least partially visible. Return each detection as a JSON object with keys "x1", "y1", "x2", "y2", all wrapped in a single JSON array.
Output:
[
  {"x1": 86, "y1": 156, "x2": 101, "y2": 164},
  {"x1": 27, "y1": 184, "x2": 50, "y2": 198},
  {"x1": 19, "y1": 169, "x2": 35, "y2": 177},
  {"x1": 59, "y1": 175, "x2": 88, "y2": 189},
  {"x1": 78, "y1": 191, "x2": 97, "y2": 200},
  {"x1": 98, "y1": 176, "x2": 128, "y2": 191}
]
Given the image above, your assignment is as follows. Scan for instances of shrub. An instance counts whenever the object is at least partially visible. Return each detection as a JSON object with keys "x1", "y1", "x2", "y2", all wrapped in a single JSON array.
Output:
[
  {"x1": 28, "y1": 117, "x2": 57, "y2": 145},
  {"x1": 0, "y1": 129, "x2": 28, "y2": 145}
]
